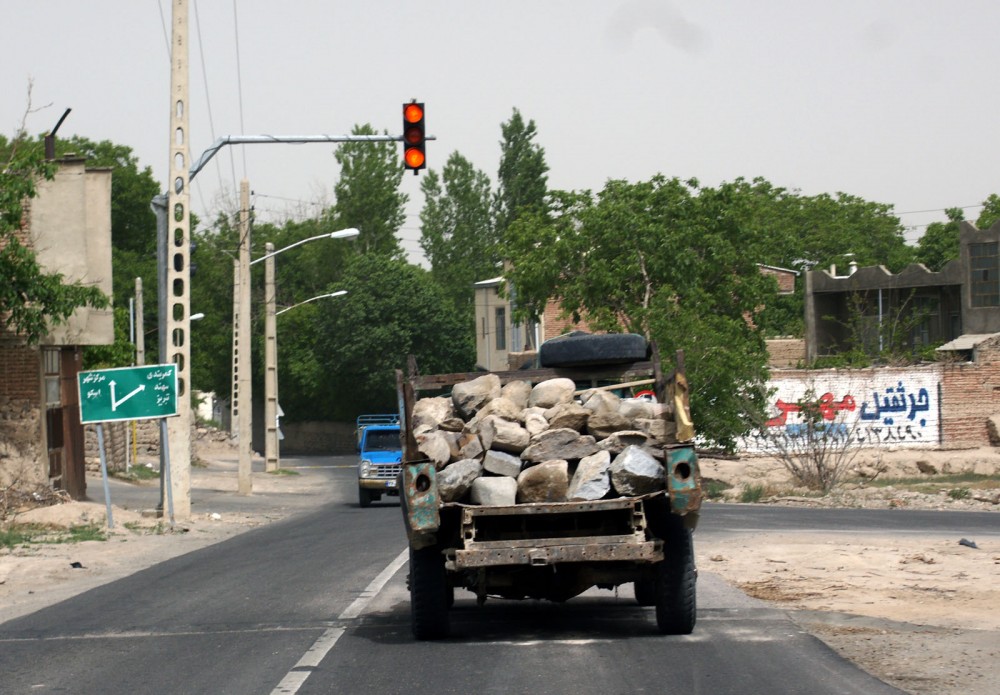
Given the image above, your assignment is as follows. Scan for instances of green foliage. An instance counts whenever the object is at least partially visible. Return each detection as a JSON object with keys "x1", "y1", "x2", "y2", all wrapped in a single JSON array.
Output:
[
  {"x1": 947, "y1": 487, "x2": 971, "y2": 500},
  {"x1": 420, "y1": 152, "x2": 498, "y2": 314},
  {"x1": 0, "y1": 523, "x2": 106, "y2": 548},
  {"x1": 332, "y1": 124, "x2": 407, "y2": 257},
  {"x1": 915, "y1": 207, "x2": 964, "y2": 271},
  {"x1": 739, "y1": 483, "x2": 767, "y2": 503},
  {"x1": 495, "y1": 109, "x2": 550, "y2": 237},
  {"x1": 976, "y1": 194, "x2": 1000, "y2": 230},
  {"x1": 0, "y1": 133, "x2": 109, "y2": 343},
  {"x1": 313, "y1": 254, "x2": 475, "y2": 420},
  {"x1": 504, "y1": 175, "x2": 774, "y2": 450}
]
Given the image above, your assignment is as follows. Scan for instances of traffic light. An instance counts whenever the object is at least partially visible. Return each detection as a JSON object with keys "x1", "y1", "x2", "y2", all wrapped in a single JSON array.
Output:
[{"x1": 402, "y1": 101, "x2": 426, "y2": 173}]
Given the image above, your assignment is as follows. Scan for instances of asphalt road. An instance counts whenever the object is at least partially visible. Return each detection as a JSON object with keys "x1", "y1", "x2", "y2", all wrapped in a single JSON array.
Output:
[{"x1": 6, "y1": 455, "x2": 990, "y2": 695}]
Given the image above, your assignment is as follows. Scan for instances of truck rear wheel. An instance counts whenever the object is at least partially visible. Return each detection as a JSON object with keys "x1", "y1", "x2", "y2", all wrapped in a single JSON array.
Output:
[
  {"x1": 633, "y1": 578, "x2": 656, "y2": 606},
  {"x1": 358, "y1": 487, "x2": 373, "y2": 508},
  {"x1": 654, "y1": 519, "x2": 697, "y2": 635},
  {"x1": 409, "y1": 545, "x2": 450, "y2": 640}
]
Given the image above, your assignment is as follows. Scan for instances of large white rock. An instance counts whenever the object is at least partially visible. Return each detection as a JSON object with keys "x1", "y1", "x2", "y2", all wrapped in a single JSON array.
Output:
[
  {"x1": 528, "y1": 377, "x2": 576, "y2": 409},
  {"x1": 501, "y1": 380, "x2": 533, "y2": 409},
  {"x1": 468, "y1": 396, "x2": 523, "y2": 428},
  {"x1": 413, "y1": 396, "x2": 454, "y2": 430},
  {"x1": 452, "y1": 374, "x2": 502, "y2": 419},
  {"x1": 567, "y1": 450, "x2": 612, "y2": 501},
  {"x1": 587, "y1": 410, "x2": 632, "y2": 440},
  {"x1": 610, "y1": 445, "x2": 665, "y2": 496},
  {"x1": 523, "y1": 409, "x2": 549, "y2": 437},
  {"x1": 438, "y1": 458, "x2": 482, "y2": 502},
  {"x1": 517, "y1": 459, "x2": 569, "y2": 503},
  {"x1": 416, "y1": 430, "x2": 452, "y2": 470},
  {"x1": 471, "y1": 476, "x2": 518, "y2": 506},
  {"x1": 580, "y1": 389, "x2": 621, "y2": 414},
  {"x1": 619, "y1": 399, "x2": 655, "y2": 421},
  {"x1": 483, "y1": 449, "x2": 523, "y2": 477}
]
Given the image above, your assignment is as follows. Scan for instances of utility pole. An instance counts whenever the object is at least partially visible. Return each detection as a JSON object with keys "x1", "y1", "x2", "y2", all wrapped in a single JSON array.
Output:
[
  {"x1": 236, "y1": 180, "x2": 253, "y2": 494},
  {"x1": 135, "y1": 277, "x2": 145, "y2": 366},
  {"x1": 264, "y1": 242, "x2": 279, "y2": 472},
  {"x1": 165, "y1": 0, "x2": 192, "y2": 518}
]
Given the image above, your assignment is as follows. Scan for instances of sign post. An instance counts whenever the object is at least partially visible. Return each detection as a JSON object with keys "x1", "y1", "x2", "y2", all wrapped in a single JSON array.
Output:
[{"x1": 78, "y1": 365, "x2": 179, "y2": 527}]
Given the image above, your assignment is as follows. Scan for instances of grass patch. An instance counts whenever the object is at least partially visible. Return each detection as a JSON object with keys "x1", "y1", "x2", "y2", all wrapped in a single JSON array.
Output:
[
  {"x1": 268, "y1": 468, "x2": 300, "y2": 476},
  {"x1": 859, "y1": 472, "x2": 999, "y2": 496},
  {"x1": 0, "y1": 523, "x2": 106, "y2": 548},
  {"x1": 703, "y1": 479, "x2": 730, "y2": 501},
  {"x1": 111, "y1": 465, "x2": 160, "y2": 483},
  {"x1": 739, "y1": 483, "x2": 768, "y2": 503}
]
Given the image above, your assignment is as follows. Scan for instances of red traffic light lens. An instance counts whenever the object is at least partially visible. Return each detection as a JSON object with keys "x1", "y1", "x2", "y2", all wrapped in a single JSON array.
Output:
[
  {"x1": 404, "y1": 103, "x2": 424, "y2": 124},
  {"x1": 404, "y1": 125, "x2": 423, "y2": 145},
  {"x1": 405, "y1": 147, "x2": 425, "y2": 169}
]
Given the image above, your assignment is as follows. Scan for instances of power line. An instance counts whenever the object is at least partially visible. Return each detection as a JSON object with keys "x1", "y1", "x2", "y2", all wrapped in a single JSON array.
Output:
[{"x1": 232, "y1": 0, "x2": 248, "y2": 180}]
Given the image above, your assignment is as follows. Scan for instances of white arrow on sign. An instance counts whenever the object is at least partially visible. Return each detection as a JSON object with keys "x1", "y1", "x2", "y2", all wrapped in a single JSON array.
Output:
[{"x1": 109, "y1": 380, "x2": 146, "y2": 411}]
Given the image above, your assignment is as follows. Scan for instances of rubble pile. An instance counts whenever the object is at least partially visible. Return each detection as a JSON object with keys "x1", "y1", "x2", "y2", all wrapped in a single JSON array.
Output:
[{"x1": 413, "y1": 374, "x2": 679, "y2": 505}]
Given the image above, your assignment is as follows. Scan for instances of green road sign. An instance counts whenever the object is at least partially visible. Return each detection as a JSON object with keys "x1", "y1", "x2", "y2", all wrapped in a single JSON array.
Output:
[{"x1": 78, "y1": 364, "x2": 178, "y2": 423}]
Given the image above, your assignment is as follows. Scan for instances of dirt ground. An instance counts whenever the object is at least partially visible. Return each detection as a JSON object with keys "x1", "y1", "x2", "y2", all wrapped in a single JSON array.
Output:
[{"x1": 2, "y1": 442, "x2": 998, "y2": 695}]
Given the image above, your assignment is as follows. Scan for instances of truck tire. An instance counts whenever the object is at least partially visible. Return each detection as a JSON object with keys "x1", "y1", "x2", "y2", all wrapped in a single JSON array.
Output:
[
  {"x1": 409, "y1": 545, "x2": 450, "y2": 640},
  {"x1": 539, "y1": 331, "x2": 649, "y2": 368},
  {"x1": 358, "y1": 487, "x2": 372, "y2": 508},
  {"x1": 633, "y1": 578, "x2": 656, "y2": 606},
  {"x1": 654, "y1": 519, "x2": 697, "y2": 635}
]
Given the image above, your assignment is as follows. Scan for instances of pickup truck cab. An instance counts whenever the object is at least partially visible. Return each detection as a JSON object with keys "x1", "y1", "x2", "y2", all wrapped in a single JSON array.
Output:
[{"x1": 356, "y1": 414, "x2": 403, "y2": 507}]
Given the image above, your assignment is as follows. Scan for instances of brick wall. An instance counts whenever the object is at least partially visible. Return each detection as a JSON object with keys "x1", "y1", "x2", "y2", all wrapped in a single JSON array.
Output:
[
  {"x1": 0, "y1": 338, "x2": 43, "y2": 486},
  {"x1": 765, "y1": 338, "x2": 805, "y2": 368},
  {"x1": 940, "y1": 339, "x2": 1000, "y2": 448}
]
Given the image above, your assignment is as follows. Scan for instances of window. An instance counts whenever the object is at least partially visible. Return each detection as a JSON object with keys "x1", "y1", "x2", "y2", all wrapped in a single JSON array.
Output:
[
  {"x1": 970, "y1": 242, "x2": 999, "y2": 307},
  {"x1": 495, "y1": 307, "x2": 506, "y2": 351},
  {"x1": 43, "y1": 348, "x2": 61, "y2": 407}
]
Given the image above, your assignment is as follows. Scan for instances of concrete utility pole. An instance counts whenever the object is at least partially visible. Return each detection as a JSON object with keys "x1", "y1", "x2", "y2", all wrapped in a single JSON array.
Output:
[
  {"x1": 264, "y1": 242, "x2": 279, "y2": 472},
  {"x1": 165, "y1": 0, "x2": 192, "y2": 518},
  {"x1": 135, "y1": 277, "x2": 145, "y2": 366},
  {"x1": 236, "y1": 180, "x2": 253, "y2": 494}
]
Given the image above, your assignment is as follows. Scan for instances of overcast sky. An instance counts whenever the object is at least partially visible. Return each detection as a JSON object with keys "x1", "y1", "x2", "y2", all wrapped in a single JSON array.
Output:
[{"x1": 4, "y1": 1, "x2": 999, "y2": 263}]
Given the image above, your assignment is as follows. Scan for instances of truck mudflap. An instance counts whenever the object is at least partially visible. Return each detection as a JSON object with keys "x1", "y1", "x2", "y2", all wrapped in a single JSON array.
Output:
[
  {"x1": 401, "y1": 461, "x2": 440, "y2": 548},
  {"x1": 447, "y1": 495, "x2": 664, "y2": 570},
  {"x1": 665, "y1": 446, "x2": 702, "y2": 518}
]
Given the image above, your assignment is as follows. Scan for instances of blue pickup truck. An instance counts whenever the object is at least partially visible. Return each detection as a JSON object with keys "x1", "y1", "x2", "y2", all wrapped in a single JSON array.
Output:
[{"x1": 356, "y1": 414, "x2": 402, "y2": 507}]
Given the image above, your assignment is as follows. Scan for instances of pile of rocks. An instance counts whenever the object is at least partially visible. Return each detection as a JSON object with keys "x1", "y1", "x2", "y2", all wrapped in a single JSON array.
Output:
[{"x1": 412, "y1": 374, "x2": 679, "y2": 506}]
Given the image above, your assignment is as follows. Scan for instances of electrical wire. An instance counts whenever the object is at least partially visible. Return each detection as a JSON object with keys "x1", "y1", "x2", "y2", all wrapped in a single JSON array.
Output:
[{"x1": 232, "y1": 0, "x2": 248, "y2": 180}]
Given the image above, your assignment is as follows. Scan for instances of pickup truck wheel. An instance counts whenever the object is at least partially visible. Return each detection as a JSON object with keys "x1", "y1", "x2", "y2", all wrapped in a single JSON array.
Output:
[
  {"x1": 633, "y1": 578, "x2": 656, "y2": 606},
  {"x1": 654, "y1": 520, "x2": 697, "y2": 635},
  {"x1": 358, "y1": 487, "x2": 372, "y2": 508},
  {"x1": 409, "y1": 545, "x2": 450, "y2": 640}
]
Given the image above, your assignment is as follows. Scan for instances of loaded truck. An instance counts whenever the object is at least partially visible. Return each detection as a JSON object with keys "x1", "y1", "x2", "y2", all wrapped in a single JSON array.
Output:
[
  {"x1": 356, "y1": 414, "x2": 403, "y2": 507},
  {"x1": 396, "y1": 334, "x2": 702, "y2": 640}
]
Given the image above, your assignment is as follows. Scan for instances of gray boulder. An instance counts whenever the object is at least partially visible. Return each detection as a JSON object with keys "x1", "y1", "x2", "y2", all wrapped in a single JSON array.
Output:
[
  {"x1": 501, "y1": 380, "x2": 533, "y2": 410},
  {"x1": 587, "y1": 410, "x2": 632, "y2": 440},
  {"x1": 412, "y1": 396, "x2": 454, "y2": 431},
  {"x1": 480, "y1": 415, "x2": 530, "y2": 454},
  {"x1": 610, "y1": 445, "x2": 665, "y2": 496},
  {"x1": 415, "y1": 430, "x2": 452, "y2": 470},
  {"x1": 580, "y1": 389, "x2": 621, "y2": 414},
  {"x1": 438, "y1": 458, "x2": 482, "y2": 502},
  {"x1": 545, "y1": 402, "x2": 591, "y2": 432},
  {"x1": 483, "y1": 449, "x2": 523, "y2": 477},
  {"x1": 521, "y1": 428, "x2": 598, "y2": 463},
  {"x1": 567, "y1": 450, "x2": 612, "y2": 501},
  {"x1": 471, "y1": 476, "x2": 518, "y2": 506}
]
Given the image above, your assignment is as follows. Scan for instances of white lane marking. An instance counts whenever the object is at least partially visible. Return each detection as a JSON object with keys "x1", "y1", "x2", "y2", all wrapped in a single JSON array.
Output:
[{"x1": 270, "y1": 548, "x2": 409, "y2": 695}]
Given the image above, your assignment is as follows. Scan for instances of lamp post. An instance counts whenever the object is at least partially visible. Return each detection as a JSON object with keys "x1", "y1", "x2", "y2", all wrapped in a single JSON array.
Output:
[{"x1": 252, "y1": 229, "x2": 358, "y2": 472}]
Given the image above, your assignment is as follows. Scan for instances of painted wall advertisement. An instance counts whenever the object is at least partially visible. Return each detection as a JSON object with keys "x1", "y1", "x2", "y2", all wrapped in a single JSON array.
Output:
[{"x1": 740, "y1": 371, "x2": 941, "y2": 453}]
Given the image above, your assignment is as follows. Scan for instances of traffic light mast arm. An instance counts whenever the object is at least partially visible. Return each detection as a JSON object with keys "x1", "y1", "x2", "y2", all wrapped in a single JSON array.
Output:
[{"x1": 187, "y1": 133, "x2": 434, "y2": 181}]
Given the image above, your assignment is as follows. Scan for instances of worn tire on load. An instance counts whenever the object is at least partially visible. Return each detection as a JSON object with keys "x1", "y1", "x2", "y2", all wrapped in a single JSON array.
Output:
[
  {"x1": 539, "y1": 331, "x2": 649, "y2": 368},
  {"x1": 654, "y1": 517, "x2": 697, "y2": 635},
  {"x1": 409, "y1": 545, "x2": 450, "y2": 640}
]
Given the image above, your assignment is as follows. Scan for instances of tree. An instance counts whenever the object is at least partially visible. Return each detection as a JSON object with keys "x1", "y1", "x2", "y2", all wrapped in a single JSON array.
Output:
[
  {"x1": 976, "y1": 194, "x2": 1000, "y2": 230},
  {"x1": 419, "y1": 151, "x2": 498, "y2": 312},
  {"x1": 504, "y1": 176, "x2": 776, "y2": 450},
  {"x1": 915, "y1": 207, "x2": 964, "y2": 271},
  {"x1": 494, "y1": 109, "x2": 549, "y2": 238},
  {"x1": 331, "y1": 124, "x2": 407, "y2": 257},
  {"x1": 313, "y1": 254, "x2": 476, "y2": 420},
  {"x1": 0, "y1": 132, "x2": 108, "y2": 343}
]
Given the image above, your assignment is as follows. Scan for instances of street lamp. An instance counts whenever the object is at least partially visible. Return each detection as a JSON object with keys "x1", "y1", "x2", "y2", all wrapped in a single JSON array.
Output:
[
  {"x1": 257, "y1": 232, "x2": 357, "y2": 473},
  {"x1": 276, "y1": 290, "x2": 348, "y2": 316}
]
